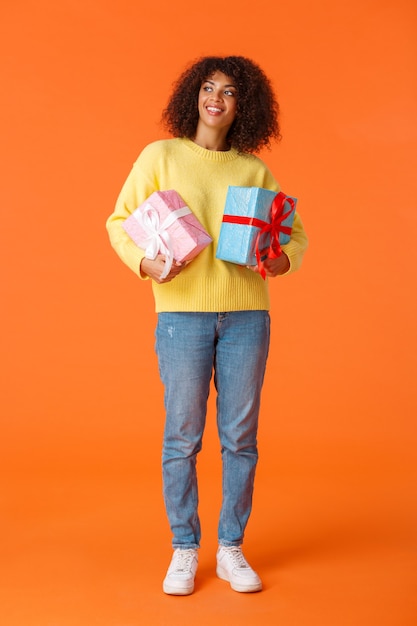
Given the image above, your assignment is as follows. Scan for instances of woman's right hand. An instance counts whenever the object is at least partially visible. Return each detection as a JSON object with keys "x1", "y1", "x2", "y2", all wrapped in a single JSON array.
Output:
[{"x1": 140, "y1": 255, "x2": 187, "y2": 284}]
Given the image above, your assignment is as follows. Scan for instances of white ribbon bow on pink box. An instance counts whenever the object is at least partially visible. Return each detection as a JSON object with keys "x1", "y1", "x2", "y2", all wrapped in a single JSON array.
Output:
[
  {"x1": 133, "y1": 203, "x2": 192, "y2": 279},
  {"x1": 122, "y1": 190, "x2": 212, "y2": 280}
]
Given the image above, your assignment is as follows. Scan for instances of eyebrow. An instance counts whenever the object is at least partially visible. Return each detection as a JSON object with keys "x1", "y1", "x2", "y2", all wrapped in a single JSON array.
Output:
[{"x1": 204, "y1": 79, "x2": 236, "y2": 88}]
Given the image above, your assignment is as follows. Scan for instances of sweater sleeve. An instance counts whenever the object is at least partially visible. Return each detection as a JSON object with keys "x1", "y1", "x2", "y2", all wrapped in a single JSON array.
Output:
[
  {"x1": 106, "y1": 145, "x2": 159, "y2": 278},
  {"x1": 260, "y1": 163, "x2": 309, "y2": 274},
  {"x1": 281, "y1": 211, "x2": 308, "y2": 274}
]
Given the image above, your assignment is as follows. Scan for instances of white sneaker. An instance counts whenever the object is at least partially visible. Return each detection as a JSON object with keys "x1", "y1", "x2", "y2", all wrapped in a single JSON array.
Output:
[
  {"x1": 216, "y1": 546, "x2": 262, "y2": 593},
  {"x1": 163, "y1": 548, "x2": 198, "y2": 595}
]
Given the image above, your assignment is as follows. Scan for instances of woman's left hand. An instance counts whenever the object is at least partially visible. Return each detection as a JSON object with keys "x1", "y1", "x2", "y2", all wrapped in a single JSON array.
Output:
[{"x1": 247, "y1": 252, "x2": 290, "y2": 277}]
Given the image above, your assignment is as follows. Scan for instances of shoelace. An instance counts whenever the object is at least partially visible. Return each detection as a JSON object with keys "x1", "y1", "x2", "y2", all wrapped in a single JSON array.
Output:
[
  {"x1": 173, "y1": 550, "x2": 195, "y2": 573},
  {"x1": 224, "y1": 547, "x2": 249, "y2": 569}
]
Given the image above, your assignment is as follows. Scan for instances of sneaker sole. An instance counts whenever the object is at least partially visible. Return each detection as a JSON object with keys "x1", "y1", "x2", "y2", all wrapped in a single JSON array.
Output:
[
  {"x1": 163, "y1": 582, "x2": 194, "y2": 596},
  {"x1": 216, "y1": 567, "x2": 262, "y2": 593}
]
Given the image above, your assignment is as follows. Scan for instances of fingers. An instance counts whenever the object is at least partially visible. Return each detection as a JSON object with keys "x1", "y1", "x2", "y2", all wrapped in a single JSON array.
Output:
[
  {"x1": 245, "y1": 262, "x2": 277, "y2": 277},
  {"x1": 156, "y1": 259, "x2": 187, "y2": 284}
]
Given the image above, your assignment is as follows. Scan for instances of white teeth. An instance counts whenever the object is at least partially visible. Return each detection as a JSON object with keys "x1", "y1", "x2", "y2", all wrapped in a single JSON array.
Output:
[{"x1": 207, "y1": 107, "x2": 222, "y2": 112}]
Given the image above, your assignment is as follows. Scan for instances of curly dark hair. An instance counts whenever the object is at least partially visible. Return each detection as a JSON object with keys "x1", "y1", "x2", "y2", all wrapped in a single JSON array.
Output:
[{"x1": 162, "y1": 56, "x2": 281, "y2": 154}]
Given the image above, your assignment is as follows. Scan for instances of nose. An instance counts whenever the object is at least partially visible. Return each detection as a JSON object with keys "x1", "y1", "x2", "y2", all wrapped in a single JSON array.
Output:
[{"x1": 211, "y1": 88, "x2": 223, "y2": 101}]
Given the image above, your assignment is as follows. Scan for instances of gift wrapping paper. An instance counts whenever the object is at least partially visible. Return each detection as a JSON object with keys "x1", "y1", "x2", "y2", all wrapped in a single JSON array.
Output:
[
  {"x1": 122, "y1": 190, "x2": 212, "y2": 278},
  {"x1": 216, "y1": 186, "x2": 296, "y2": 266}
]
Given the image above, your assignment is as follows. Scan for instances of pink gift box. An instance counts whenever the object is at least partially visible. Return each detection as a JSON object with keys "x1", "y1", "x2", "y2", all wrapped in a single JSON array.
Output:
[{"x1": 122, "y1": 190, "x2": 212, "y2": 278}]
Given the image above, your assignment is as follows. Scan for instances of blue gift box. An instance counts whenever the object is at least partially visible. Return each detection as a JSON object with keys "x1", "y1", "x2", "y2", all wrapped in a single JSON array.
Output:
[{"x1": 216, "y1": 186, "x2": 296, "y2": 266}]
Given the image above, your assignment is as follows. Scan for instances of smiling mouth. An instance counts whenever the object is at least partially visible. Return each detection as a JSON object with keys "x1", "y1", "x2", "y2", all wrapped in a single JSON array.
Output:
[{"x1": 206, "y1": 106, "x2": 223, "y2": 114}]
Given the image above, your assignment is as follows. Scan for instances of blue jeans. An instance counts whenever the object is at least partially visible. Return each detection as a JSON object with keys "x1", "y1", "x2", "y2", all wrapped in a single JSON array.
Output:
[{"x1": 155, "y1": 311, "x2": 270, "y2": 549}]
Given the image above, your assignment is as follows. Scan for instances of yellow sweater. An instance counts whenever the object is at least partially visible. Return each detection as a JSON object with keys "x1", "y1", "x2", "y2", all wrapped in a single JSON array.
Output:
[{"x1": 106, "y1": 138, "x2": 308, "y2": 312}]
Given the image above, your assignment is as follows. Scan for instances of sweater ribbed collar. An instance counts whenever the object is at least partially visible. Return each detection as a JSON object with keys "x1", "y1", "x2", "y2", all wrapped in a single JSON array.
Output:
[{"x1": 180, "y1": 137, "x2": 239, "y2": 162}]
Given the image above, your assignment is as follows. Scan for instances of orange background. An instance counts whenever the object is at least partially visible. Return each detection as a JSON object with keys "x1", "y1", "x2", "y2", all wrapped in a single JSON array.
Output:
[{"x1": 1, "y1": 1, "x2": 416, "y2": 624}]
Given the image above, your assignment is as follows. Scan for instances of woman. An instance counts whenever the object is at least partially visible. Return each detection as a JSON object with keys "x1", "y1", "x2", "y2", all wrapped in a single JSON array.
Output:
[{"x1": 106, "y1": 56, "x2": 308, "y2": 595}]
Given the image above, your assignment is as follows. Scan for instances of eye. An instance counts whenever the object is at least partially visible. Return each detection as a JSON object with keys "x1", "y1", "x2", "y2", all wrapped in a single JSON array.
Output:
[
  {"x1": 224, "y1": 89, "x2": 236, "y2": 97},
  {"x1": 203, "y1": 85, "x2": 213, "y2": 92}
]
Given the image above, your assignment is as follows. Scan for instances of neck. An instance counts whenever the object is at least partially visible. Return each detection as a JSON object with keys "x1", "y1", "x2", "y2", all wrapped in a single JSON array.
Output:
[{"x1": 193, "y1": 126, "x2": 230, "y2": 152}]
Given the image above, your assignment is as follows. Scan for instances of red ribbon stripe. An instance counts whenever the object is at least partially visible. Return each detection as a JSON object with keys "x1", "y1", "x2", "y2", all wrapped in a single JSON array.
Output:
[{"x1": 221, "y1": 191, "x2": 295, "y2": 279}]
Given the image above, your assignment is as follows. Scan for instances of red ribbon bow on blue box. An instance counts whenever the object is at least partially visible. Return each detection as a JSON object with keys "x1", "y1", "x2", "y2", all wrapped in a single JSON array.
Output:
[{"x1": 216, "y1": 187, "x2": 296, "y2": 279}]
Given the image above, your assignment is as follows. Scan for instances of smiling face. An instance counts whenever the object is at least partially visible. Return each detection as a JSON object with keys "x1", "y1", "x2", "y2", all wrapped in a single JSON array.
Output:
[{"x1": 197, "y1": 71, "x2": 238, "y2": 136}]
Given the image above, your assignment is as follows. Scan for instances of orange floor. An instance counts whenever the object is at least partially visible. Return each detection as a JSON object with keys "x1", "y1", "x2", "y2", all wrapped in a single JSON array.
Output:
[{"x1": 2, "y1": 421, "x2": 416, "y2": 626}]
